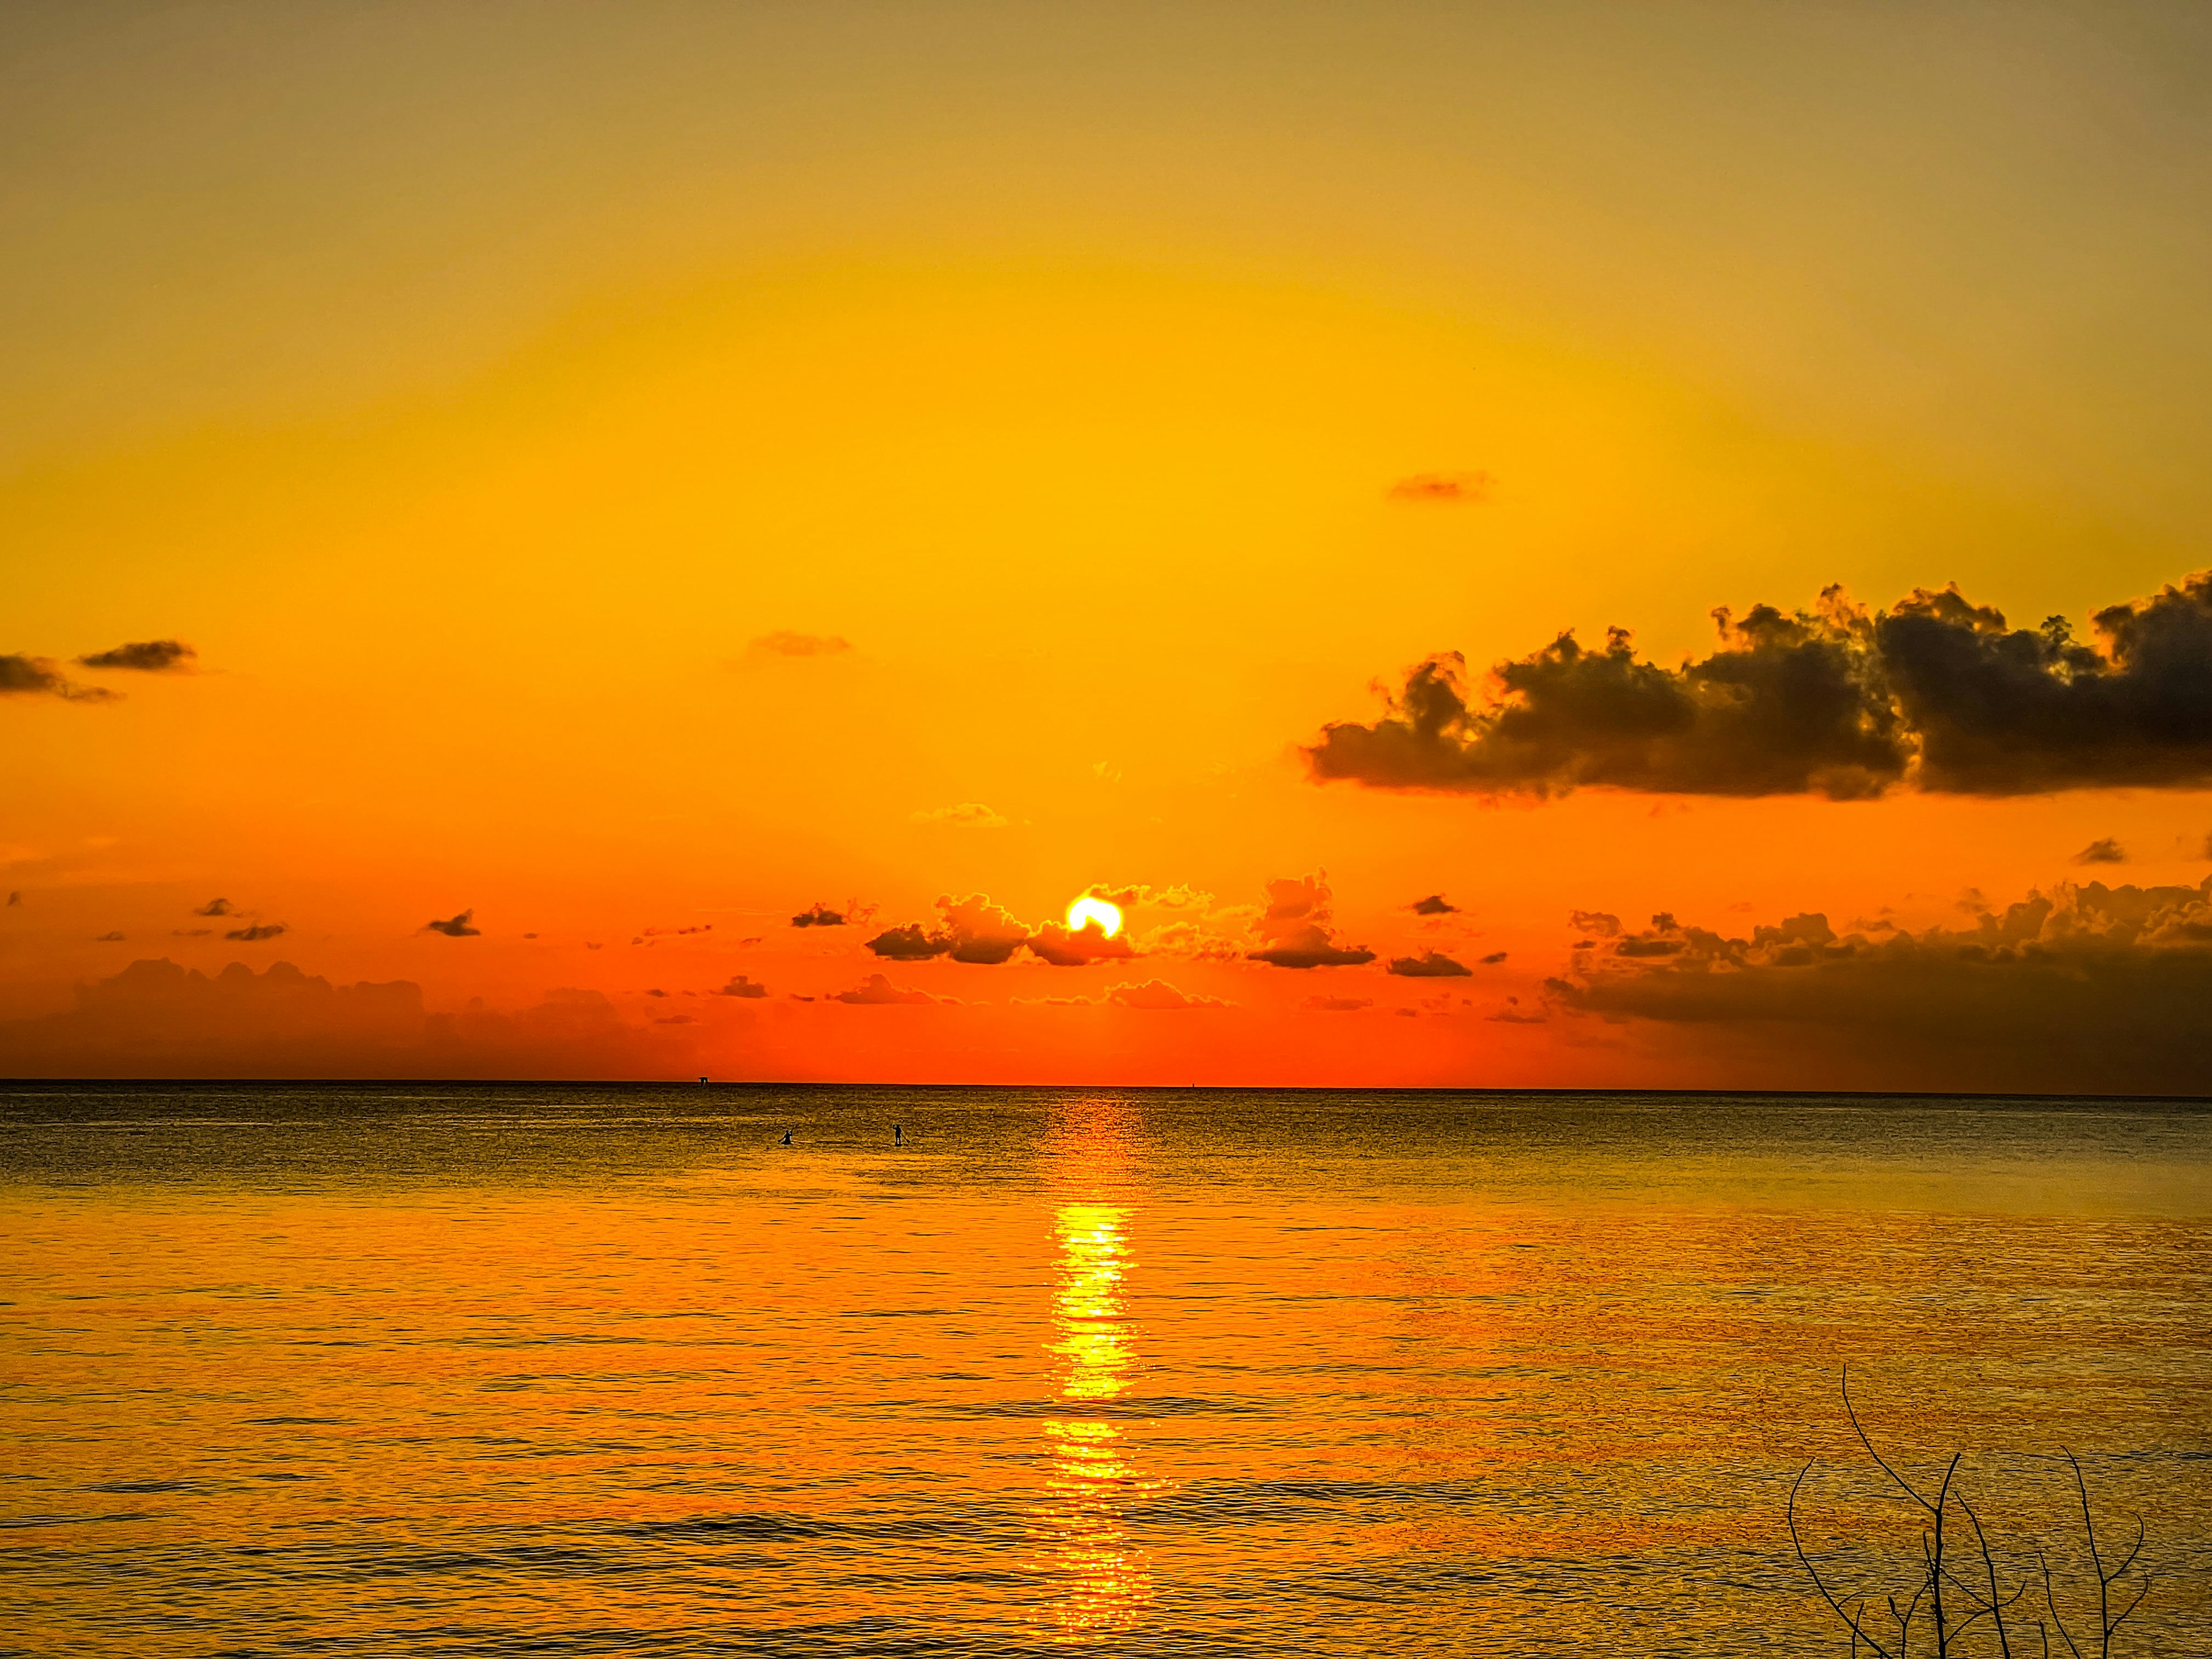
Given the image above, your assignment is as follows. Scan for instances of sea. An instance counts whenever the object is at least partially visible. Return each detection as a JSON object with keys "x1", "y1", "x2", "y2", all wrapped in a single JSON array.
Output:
[{"x1": 2, "y1": 1084, "x2": 2206, "y2": 1657}]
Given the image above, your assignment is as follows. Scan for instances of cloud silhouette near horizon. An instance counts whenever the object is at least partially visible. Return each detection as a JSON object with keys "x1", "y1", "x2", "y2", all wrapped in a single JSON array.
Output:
[
  {"x1": 79, "y1": 639, "x2": 195, "y2": 672},
  {"x1": 1386, "y1": 949, "x2": 1472, "y2": 978},
  {"x1": 425, "y1": 910, "x2": 479, "y2": 937},
  {"x1": 864, "y1": 893, "x2": 1135, "y2": 968},
  {"x1": 831, "y1": 972, "x2": 937, "y2": 1005},
  {"x1": 1246, "y1": 874, "x2": 1374, "y2": 968},
  {"x1": 225, "y1": 923, "x2": 287, "y2": 942},
  {"x1": 1550, "y1": 874, "x2": 2212, "y2": 1093},
  {"x1": 1, "y1": 654, "x2": 112, "y2": 702},
  {"x1": 1308, "y1": 570, "x2": 2212, "y2": 799},
  {"x1": 0, "y1": 959, "x2": 689, "y2": 1078}
]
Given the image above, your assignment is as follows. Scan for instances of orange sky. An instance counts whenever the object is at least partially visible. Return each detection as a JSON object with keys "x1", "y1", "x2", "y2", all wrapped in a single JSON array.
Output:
[{"x1": 6, "y1": 3, "x2": 2211, "y2": 1089}]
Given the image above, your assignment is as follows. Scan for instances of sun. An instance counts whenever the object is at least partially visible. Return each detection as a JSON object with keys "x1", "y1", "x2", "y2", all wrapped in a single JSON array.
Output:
[{"x1": 1066, "y1": 896, "x2": 1123, "y2": 937}]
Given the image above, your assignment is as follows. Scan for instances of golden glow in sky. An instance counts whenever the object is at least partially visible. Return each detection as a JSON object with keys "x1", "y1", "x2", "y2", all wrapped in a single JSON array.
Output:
[{"x1": 4, "y1": 3, "x2": 2211, "y2": 1092}]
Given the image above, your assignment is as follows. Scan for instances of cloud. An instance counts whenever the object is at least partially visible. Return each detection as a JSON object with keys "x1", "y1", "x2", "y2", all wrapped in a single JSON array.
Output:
[
  {"x1": 78, "y1": 639, "x2": 195, "y2": 672},
  {"x1": 2073, "y1": 838, "x2": 2127, "y2": 865},
  {"x1": 1388, "y1": 471, "x2": 1493, "y2": 503},
  {"x1": 425, "y1": 910, "x2": 479, "y2": 937},
  {"x1": 714, "y1": 974, "x2": 770, "y2": 998},
  {"x1": 7, "y1": 892, "x2": 22, "y2": 906},
  {"x1": 1026, "y1": 921, "x2": 1137, "y2": 967},
  {"x1": 1, "y1": 654, "x2": 112, "y2": 702},
  {"x1": 225, "y1": 923, "x2": 287, "y2": 942},
  {"x1": 791, "y1": 903, "x2": 847, "y2": 927},
  {"x1": 655, "y1": 1014, "x2": 695, "y2": 1025},
  {"x1": 867, "y1": 893, "x2": 1135, "y2": 967},
  {"x1": 642, "y1": 923, "x2": 713, "y2": 936},
  {"x1": 0, "y1": 959, "x2": 690, "y2": 1078},
  {"x1": 1387, "y1": 950, "x2": 1472, "y2": 978},
  {"x1": 1479, "y1": 950, "x2": 1508, "y2": 964},
  {"x1": 1308, "y1": 569, "x2": 2212, "y2": 799},
  {"x1": 1302, "y1": 994, "x2": 1372, "y2": 1012},
  {"x1": 1108, "y1": 979, "x2": 1228, "y2": 1010},
  {"x1": 1408, "y1": 893, "x2": 1459, "y2": 915},
  {"x1": 748, "y1": 631, "x2": 853, "y2": 658},
  {"x1": 172, "y1": 928, "x2": 212, "y2": 937},
  {"x1": 1246, "y1": 874, "x2": 1376, "y2": 969},
  {"x1": 193, "y1": 897, "x2": 236, "y2": 917},
  {"x1": 1552, "y1": 876, "x2": 2212, "y2": 1092},
  {"x1": 863, "y1": 922, "x2": 946, "y2": 961},
  {"x1": 831, "y1": 972, "x2": 936, "y2": 1005},
  {"x1": 1487, "y1": 996, "x2": 1546, "y2": 1025},
  {"x1": 645, "y1": 987, "x2": 669, "y2": 998},
  {"x1": 912, "y1": 803, "x2": 1009, "y2": 830},
  {"x1": 95, "y1": 930, "x2": 125, "y2": 942}
]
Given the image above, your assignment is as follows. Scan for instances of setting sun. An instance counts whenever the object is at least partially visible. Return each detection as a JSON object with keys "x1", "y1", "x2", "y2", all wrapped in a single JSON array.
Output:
[{"x1": 1066, "y1": 897, "x2": 1124, "y2": 938}]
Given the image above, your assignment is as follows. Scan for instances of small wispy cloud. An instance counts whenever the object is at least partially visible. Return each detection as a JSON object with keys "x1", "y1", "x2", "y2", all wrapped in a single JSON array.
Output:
[
  {"x1": 747, "y1": 631, "x2": 853, "y2": 660},
  {"x1": 911, "y1": 803, "x2": 1009, "y2": 830},
  {"x1": 1387, "y1": 471, "x2": 1493, "y2": 504},
  {"x1": 425, "y1": 909, "x2": 479, "y2": 937}
]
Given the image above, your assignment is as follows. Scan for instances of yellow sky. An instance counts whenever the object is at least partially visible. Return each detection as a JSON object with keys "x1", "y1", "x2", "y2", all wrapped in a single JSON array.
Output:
[{"x1": 6, "y1": 2, "x2": 2211, "y2": 1085}]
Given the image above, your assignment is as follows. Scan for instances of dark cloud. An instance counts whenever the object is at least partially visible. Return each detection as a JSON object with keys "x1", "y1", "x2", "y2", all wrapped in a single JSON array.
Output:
[
  {"x1": 1388, "y1": 471, "x2": 1493, "y2": 503},
  {"x1": 1553, "y1": 877, "x2": 2212, "y2": 1093},
  {"x1": 1, "y1": 654, "x2": 112, "y2": 702},
  {"x1": 2073, "y1": 838, "x2": 2127, "y2": 866},
  {"x1": 78, "y1": 639, "x2": 195, "y2": 672},
  {"x1": 225, "y1": 923, "x2": 287, "y2": 942},
  {"x1": 1479, "y1": 950, "x2": 1508, "y2": 965},
  {"x1": 1308, "y1": 570, "x2": 2212, "y2": 799},
  {"x1": 6, "y1": 892, "x2": 19, "y2": 907},
  {"x1": 655, "y1": 1014, "x2": 695, "y2": 1025},
  {"x1": 792, "y1": 903, "x2": 847, "y2": 927},
  {"x1": 864, "y1": 923, "x2": 946, "y2": 961},
  {"x1": 749, "y1": 631, "x2": 853, "y2": 658},
  {"x1": 172, "y1": 929, "x2": 213, "y2": 937},
  {"x1": 645, "y1": 988, "x2": 669, "y2": 998},
  {"x1": 866, "y1": 893, "x2": 1134, "y2": 967},
  {"x1": 1246, "y1": 874, "x2": 1375, "y2": 969},
  {"x1": 714, "y1": 974, "x2": 769, "y2": 998},
  {"x1": 1387, "y1": 950, "x2": 1472, "y2": 978},
  {"x1": 425, "y1": 910, "x2": 479, "y2": 937},
  {"x1": 935, "y1": 895, "x2": 1031, "y2": 964},
  {"x1": 1408, "y1": 893, "x2": 1459, "y2": 915},
  {"x1": 1302, "y1": 994, "x2": 1373, "y2": 1012},
  {"x1": 1026, "y1": 921, "x2": 1137, "y2": 967},
  {"x1": 643, "y1": 923, "x2": 713, "y2": 937},
  {"x1": 193, "y1": 897, "x2": 236, "y2": 917},
  {"x1": 831, "y1": 973, "x2": 935, "y2": 1006},
  {"x1": 96, "y1": 930, "x2": 125, "y2": 942}
]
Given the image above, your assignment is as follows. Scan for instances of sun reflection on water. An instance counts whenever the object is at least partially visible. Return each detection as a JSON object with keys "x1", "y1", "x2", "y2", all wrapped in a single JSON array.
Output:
[{"x1": 1036, "y1": 1199, "x2": 1152, "y2": 1639}]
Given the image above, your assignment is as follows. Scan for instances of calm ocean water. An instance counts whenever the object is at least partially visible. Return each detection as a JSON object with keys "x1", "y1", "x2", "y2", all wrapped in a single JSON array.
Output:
[{"x1": 1, "y1": 1085, "x2": 2206, "y2": 1657}]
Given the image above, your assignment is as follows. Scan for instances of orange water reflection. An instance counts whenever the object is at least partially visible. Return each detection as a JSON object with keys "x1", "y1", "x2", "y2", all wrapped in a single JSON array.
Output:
[{"x1": 1033, "y1": 1097, "x2": 1153, "y2": 1640}]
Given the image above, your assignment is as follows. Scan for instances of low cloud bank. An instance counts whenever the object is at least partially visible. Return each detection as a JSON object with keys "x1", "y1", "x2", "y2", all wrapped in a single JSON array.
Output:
[
  {"x1": 1552, "y1": 875, "x2": 2212, "y2": 1093},
  {"x1": 0, "y1": 959, "x2": 691, "y2": 1078},
  {"x1": 1309, "y1": 571, "x2": 2212, "y2": 798}
]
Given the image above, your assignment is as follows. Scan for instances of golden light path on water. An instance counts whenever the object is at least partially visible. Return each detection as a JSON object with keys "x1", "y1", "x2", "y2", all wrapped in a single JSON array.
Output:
[{"x1": 1032, "y1": 1090, "x2": 1152, "y2": 1641}]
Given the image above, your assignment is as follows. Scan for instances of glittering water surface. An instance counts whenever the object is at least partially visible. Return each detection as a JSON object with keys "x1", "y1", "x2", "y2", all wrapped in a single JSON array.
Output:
[{"x1": 2, "y1": 1085, "x2": 2207, "y2": 1657}]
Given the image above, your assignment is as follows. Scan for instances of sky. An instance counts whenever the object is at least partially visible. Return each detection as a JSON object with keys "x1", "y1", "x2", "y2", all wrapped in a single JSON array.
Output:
[{"x1": 6, "y1": 1, "x2": 2212, "y2": 1090}]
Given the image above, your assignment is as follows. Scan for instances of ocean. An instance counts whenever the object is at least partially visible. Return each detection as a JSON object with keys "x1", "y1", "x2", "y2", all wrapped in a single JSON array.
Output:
[{"x1": 3, "y1": 1084, "x2": 2206, "y2": 1656}]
